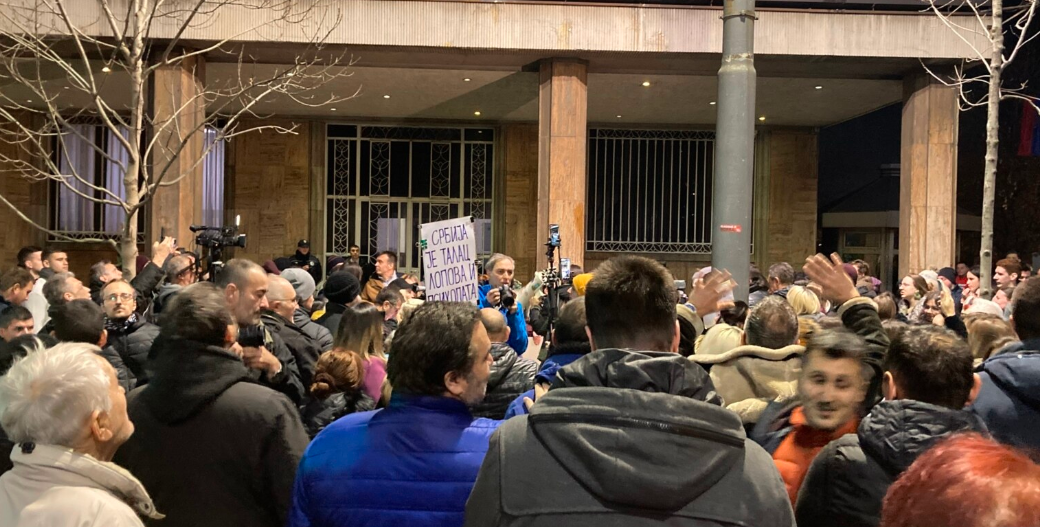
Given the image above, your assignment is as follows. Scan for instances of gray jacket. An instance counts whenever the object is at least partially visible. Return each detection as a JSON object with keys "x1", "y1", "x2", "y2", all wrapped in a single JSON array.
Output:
[
  {"x1": 464, "y1": 349, "x2": 794, "y2": 527},
  {"x1": 294, "y1": 308, "x2": 333, "y2": 352}
]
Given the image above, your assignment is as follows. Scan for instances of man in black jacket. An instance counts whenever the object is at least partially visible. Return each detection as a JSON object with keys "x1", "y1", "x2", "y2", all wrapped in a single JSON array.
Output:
[
  {"x1": 795, "y1": 325, "x2": 986, "y2": 527},
  {"x1": 281, "y1": 268, "x2": 333, "y2": 351},
  {"x1": 465, "y1": 255, "x2": 793, "y2": 527},
  {"x1": 114, "y1": 282, "x2": 309, "y2": 527},
  {"x1": 289, "y1": 239, "x2": 322, "y2": 285},
  {"x1": 50, "y1": 299, "x2": 136, "y2": 392},
  {"x1": 101, "y1": 279, "x2": 160, "y2": 386},
  {"x1": 87, "y1": 236, "x2": 174, "y2": 309},
  {"x1": 470, "y1": 308, "x2": 536, "y2": 419},
  {"x1": 262, "y1": 275, "x2": 322, "y2": 389},
  {"x1": 219, "y1": 259, "x2": 305, "y2": 405}
]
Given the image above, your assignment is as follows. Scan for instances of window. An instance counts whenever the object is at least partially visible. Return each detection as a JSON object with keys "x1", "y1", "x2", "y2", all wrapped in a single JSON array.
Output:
[
  {"x1": 52, "y1": 124, "x2": 225, "y2": 239},
  {"x1": 586, "y1": 129, "x2": 716, "y2": 254}
]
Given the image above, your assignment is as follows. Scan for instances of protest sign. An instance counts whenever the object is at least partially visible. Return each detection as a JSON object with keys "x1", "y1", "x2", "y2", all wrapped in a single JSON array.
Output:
[{"x1": 419, "y1": 216, "x2": 479, "y2": 303}]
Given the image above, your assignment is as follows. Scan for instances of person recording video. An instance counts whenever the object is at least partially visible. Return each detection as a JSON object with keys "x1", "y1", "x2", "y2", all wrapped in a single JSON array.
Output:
[{"x1": 477, "y1": 253, "x2": 528, "y2": 355}]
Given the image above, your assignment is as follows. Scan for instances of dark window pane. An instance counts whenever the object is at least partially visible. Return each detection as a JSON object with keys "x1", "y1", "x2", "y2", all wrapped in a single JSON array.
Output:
[
  {"x1": 390, "y1": 141, "x2": 410, "y2": 197},
  {"x1": 327, "y1": 124, "x2": 357, "y2": 138}
]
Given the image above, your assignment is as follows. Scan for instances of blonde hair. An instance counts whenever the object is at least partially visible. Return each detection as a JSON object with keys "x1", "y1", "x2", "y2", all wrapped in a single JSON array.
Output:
[
  {"x1": 964, "y1": 314, "x2": 1017, "y2": 362},
  {"x1": 787, "y1": 285, "x2": 821, "y2": 317}
]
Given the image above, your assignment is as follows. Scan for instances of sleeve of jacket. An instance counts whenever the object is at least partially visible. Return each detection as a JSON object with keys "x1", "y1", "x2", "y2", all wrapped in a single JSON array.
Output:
[
  {"x1": 794, "y1": 442, "x2": 837, "y2": 527},
  {"x1": 263, "y1": 332, "x2": 307, "y2": 405},
  {"x1": 99, "y1": 346, "x2": 136, "y2": 393},
  {"x1": 838, "y1": 297, "x2": 889, "y2": 405},
  {"x1": 464, "y1": 429, "x2": 504, "y2": 527},
  {"x1": 130, "y1": 262, "x2": 165, "y2": 300},
  {"x1": 945, "y1": 314, "x2": 968, "y2": 339},
  {"x1": 315, "y1": 324, "x2": 333, "y2": 352},
  {"x1": 505, "y1": 301, "x2": 529, "y2": 355},
  {"x1": 262, "y1": 394, "x2": 311, "y2": 527}
]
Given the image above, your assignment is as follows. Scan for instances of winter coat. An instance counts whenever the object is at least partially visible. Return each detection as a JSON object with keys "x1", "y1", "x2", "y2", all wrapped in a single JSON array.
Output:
[
  {"x1": 796, "y1": 400, "x2": 987, "y2": 527},
  {"x1": 262, "y1": 311, "x2": 322, "y2": 389},
  {"x1": 503, "y1": 350, "x2": 587, "y2": 419},
  {"x1": 470, "y1": 342, "x2": 537, "y2": 419},
  {"x1": 477, "y1": 284, "x2": 528, "y2": 355},
  {"x1": 315, "y1": 301, "x2": 348, "y2": 339},
  {"x1": 689, "y1": 343, "x2": 805, "y2": 425},
  {"x1": 98, "y1": 342, "x2": 136, "y2": 393},
  {"x1": 748, "y1": 287, "x2": 768, "y2": 307},
  {"x1": 295, "y1": 307, "x2": 333, "y2": 351},
  {"x1": 148, "y1": 283, "x2": 181, "y2": 320},
  {"x1": 300, "y1": 391, "x2": 377, "y2": 438},
  {"x1": 288, "y1": 393, "x2": 501, "y2": 527},
  {"x1": 253, "y1": 324, "x2": 307, "y2": 406},
  {"x1": 0, "y1": 443, "x2": 162, "y2": 527},
  {"x1": 361, "y1": 275, "x2": 386, "y2": 303},
  {"x1": 464, "y1": 349, "x2": 794, "y2": 527},
  {"x1": 23, "y1": 277, "x2": 48, "y2": 333},
  {"x1": 105, "y1": 317, "x2": 160, "y2": 386},
  {"x1": 114, "y1": 336, "x2": 309, "y2": 527},
  {"x1": 970, "y1": 340, "x2": 1040, "y2": 450}
]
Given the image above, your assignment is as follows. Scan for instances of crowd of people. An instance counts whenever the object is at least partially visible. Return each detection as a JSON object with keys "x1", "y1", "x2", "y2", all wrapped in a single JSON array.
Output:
[{"x1": 1, "y1": 241, "x2": 1039, "y2": 527}]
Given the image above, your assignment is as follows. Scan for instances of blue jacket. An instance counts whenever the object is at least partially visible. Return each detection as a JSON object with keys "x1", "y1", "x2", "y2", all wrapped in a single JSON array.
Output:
[
  {"x1": 970, "y1": 340, "x2": 1040, "y2": 451},
  {"x1": 503, "y1": 353, "x2": 585, "y2": 419},
  {"x1": 477, "y1": 284, "x2": 528, "y2": 355},
  {"x1": 288, "y1": 393, "x2": 500, "y2": 527}
]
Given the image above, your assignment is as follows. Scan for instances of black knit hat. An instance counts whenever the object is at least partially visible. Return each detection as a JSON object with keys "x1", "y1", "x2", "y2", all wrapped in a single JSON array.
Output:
[
  {"x1": 938, "y1": 267, "x2": 957, "y2": 284},
  {"x1": 324, "y1": 271, "x2": 360, "y2": 305}
]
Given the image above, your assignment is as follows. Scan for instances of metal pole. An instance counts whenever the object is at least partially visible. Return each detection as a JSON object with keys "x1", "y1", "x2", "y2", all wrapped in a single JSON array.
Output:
[{"x1": 712, "y1": 0, "x2": 757, "y2": 301}]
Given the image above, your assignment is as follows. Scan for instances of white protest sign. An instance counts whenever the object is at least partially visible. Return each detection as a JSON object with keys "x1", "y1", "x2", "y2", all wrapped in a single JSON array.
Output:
[{"x1": 420, "y1": 216, "x2": 479, "y2": 303}]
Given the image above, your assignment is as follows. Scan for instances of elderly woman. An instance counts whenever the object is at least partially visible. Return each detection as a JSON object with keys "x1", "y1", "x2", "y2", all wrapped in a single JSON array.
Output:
[{"x1": 0, "y1": 342, "x2": 160, "y2": 526}]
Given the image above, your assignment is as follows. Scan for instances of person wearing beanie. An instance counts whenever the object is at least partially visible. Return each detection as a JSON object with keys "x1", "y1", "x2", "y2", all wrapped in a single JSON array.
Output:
[
  {"x1": 282, "y1": 268, "x2": 333, "y2": 351},
  {"x1": 571, "y1": 273, "x2": 593, "y2": 297},
  {"x1": 937, "y1": 266, "x2": 964, "y2": 314},
  {"x1": 315, "y1": 271, "x2": 361, "y2": 337}
]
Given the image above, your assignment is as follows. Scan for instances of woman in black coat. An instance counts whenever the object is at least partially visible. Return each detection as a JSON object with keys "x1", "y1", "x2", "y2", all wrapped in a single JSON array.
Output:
[{"x1": 300, "y1": 349, "x2": 376, "y2": 438}]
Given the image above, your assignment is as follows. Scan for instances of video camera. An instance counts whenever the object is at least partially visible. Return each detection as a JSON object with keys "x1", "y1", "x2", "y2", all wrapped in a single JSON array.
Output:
[
  {"x1": 190, "y1": 216, "x2": 247, "y2": 283},
  {"x1": 190, "y1": 223, "x2": 246, "y2": 249}
]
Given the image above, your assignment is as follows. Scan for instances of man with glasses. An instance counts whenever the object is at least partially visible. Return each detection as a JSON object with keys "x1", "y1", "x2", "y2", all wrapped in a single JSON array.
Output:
[
  {"x1": 101, "y1": 279, "x2": 161, "y2": 386},
  {"x1": 262, "y1": 275, "x2": 322, "y2": 389}
]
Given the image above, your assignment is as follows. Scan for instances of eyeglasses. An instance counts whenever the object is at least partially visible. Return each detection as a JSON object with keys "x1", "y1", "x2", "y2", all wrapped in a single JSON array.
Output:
[{"x1": 104, "y1": 293, "x2": 134, "y2": 303}]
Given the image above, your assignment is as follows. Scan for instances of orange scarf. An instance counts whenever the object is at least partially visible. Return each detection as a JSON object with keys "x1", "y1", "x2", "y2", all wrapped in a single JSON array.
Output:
[{"x1": 772, "y1": 406, "x2": 859, "y2": 504}]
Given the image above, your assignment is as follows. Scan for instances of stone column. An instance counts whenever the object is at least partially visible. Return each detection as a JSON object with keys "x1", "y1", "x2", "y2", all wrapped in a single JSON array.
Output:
[
  {"x1": 149, "y1": 53, "x2": 205, "y2": 246},
  {"x1": 899, "y1": 73, "x2": 958, "y2": 276},
  {"x1": 537, "y1": 59, "x2": 588, "y2": 269}
]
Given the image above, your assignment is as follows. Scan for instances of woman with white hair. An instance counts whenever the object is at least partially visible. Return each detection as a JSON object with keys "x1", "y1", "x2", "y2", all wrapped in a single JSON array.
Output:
[{"x1": 0, "y1": 342, "x2": 161, "y2": 526}]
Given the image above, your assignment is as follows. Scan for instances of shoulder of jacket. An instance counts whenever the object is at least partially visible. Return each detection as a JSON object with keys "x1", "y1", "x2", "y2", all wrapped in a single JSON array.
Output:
[{"x1": 27, "y1": 486, "x2": 143, "y2": 526}]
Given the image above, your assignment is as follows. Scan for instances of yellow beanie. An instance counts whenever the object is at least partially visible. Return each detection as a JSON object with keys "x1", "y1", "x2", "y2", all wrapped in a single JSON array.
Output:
[{"x1": 572, "y1": 273, "x2": 594, "y2": 296}]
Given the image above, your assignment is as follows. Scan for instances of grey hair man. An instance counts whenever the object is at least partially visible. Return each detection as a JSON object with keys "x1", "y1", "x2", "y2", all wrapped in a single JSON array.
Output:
[
  {"x1": 477, "y1": 253, "x2": 528, "y2": 355},
  {"x1": 261, "y1": 275, "x2": 322, "y2": 388},
  {"x1": 281, "y1": 268, "x2": 332, "y2": 351},
  {"x1": 0, "y1": 342, "x2": 160, "y2": 526},
  {"x1": 217, "y1": 259, "x2": 304, "y2": 405},
  {"x1": 114, "y1": 282, "x2": 308, "y2": 527},
  {"x1": 768, "y1": 262, "x2": 795, "y2": 297}
]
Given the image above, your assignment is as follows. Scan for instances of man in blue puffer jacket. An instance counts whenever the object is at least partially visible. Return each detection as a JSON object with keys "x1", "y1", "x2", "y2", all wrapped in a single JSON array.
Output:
[
  {"x1": 504, "y1": 297, "x2": 591, "y2": 419},
  {"x1": 288, "y1": 301, "x2": 499, "y2": 527},
  {"x1": 477, "y1": 253, "x2": 528, "y2": 355},
  {"x1": 970, "y1": 276, "x2": 1040, "y2": 451}
]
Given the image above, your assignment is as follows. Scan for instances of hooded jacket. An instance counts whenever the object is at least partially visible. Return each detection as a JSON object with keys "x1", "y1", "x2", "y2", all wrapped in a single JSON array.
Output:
[
  {"x1": 464, "y1": 349, "x2": 794, "y2": 527},
  {"x1": 294, "y1": 307, "x2": 333, "y2": 351},
  {"x1": 288, "y1": 393, "x2": 501, "y2": 527},
  {"x1": 113, "y1": 336, "x2": 309, "y2": 527},
  {"x1": 300, "y1": 391, "x2": 377, "y2": 438},
  {"x1": 261, "y1": 311, "x2": 322, "y2": 389},
  {"x1": 104, "y1": 316, "x2": 160, "y2": 386},
  {"x1": 0, "y1": 443, "x2": 162, "y2": 527},
  {"x1": 471, "y1": 342, "x2": 537, "y2": 419},
  {"x1": 690, "y1": 343, "x2": 805, "y2": 425},
  {"x1": 503, "y1": 349, "x2": 589, "y2": 419},
  {"x1": 970, "y1": 339, "x2": 1040, "y2": 450},
  {"x1": 795, "y1": 400, "x2": 987, "y2": 527}
]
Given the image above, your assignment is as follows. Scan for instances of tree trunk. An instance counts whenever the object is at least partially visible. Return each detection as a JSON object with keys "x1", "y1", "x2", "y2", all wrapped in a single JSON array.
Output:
[{"x1": 980, "y1": 0, "x2": 1003, "y2": 300}]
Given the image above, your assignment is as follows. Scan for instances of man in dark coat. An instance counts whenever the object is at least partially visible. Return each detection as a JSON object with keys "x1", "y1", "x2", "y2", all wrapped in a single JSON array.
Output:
[
  {"x1": 795, "y1": 325, "x2": 987, "y2": 527},
  {"x1": 114, "y1": 282, "x2": 309, "y2": 527},
  {"x1": 470, "y1": 308, "x2": 536, "y2": 419},
  {"x1": 465, "y1": 256, "x2": 793, "y2": 527},
  {"x1": 87, "y1": 237, "x2": 174, "y2": 309},
  {"x1": 970, "y1": 276, "x2": 1040, "y2": 450},
  {"x1": 289, "y1": 239, "x2": 322, "y2": 285},
  {"x1": 315, "y1": 271, "x2": 361, "y2": 337},
  {"x1": 101, "y1": 279, "x2": 160, "y2": 386},
  {"x1": 218, "y1": 259, "x2": 306, "y2": 405},
  {"x1": 262, "y1": 275, "x2": 322, "y2": 389},
  {"x1": 49, "y1": 299, "x2": 136, "y2": 392},
  {"x1": 282, "y1": 268, "x2": 333, "y2": 351}
]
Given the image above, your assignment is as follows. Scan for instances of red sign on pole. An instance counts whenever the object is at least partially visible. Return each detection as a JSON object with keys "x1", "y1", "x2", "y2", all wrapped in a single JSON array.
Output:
[{"x1": 720, "y1": 224, "x2": 743, "y2": 233}]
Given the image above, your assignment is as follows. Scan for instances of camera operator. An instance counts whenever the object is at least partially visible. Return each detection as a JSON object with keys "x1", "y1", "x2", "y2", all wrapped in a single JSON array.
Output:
[
  {"x1": 218, "y1": 258, "x2": 306, "y2": 405},
  {"x1": 478, "y1": 253, "x2": 528, "y2": 355}
]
